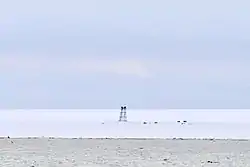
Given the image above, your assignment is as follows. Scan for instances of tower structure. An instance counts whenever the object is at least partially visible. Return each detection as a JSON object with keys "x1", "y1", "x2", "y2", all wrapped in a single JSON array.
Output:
[{"x1": 119, "y1": 105, "x2": 127, "y2": 122}]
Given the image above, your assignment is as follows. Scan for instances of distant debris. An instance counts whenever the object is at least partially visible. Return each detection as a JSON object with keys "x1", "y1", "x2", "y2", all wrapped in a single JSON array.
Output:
[
  {"x1": 141, "y1": 121, "x2": 158, "y2": 124},
  {"x1": 7, "y1": 136, "x2": 14, "y2": 144},
  {"x1": 177, "y1": 120, "x2": 188, "y2": 125},
  {"x1": 207, "y1": 160, "x2": 219, "y2": 164}
]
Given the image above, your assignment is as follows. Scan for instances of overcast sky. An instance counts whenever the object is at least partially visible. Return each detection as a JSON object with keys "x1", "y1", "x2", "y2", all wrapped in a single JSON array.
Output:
[{"x1": 1, "y1": 0, "x2": 250, "y2": 109}]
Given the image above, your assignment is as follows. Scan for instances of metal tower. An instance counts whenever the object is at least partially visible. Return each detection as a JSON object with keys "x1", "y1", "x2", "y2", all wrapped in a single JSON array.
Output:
[{"x1": 119, "y1": 106, "x2": 127, "y2": 122}]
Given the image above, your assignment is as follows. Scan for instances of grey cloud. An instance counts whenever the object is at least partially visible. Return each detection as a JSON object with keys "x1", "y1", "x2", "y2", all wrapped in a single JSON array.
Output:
[{"x1": 1, "y1": 0, "x2": 250, "y2": 108}]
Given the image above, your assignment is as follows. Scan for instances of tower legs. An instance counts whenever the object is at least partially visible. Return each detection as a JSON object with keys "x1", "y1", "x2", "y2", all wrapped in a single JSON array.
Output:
[{"x1": 119, "y1": 106, "x2": 127, "y2": 122}]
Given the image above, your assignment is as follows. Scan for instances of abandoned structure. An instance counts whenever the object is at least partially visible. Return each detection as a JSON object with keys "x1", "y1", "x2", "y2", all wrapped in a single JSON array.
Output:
[{"x1": 119, "y1": 105, "x2": 127, "y2": 122}]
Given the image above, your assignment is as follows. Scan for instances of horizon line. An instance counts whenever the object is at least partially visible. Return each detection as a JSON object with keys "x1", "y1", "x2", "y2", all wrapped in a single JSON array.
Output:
[{"x1": 0, "y1": 109, "x2": 250, "y2": 111}]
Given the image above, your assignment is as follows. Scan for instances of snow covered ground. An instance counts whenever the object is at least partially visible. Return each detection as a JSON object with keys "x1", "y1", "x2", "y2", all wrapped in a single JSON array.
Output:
[{"x1": 1, "y1": 109, "x2": 250, "y2": 139}]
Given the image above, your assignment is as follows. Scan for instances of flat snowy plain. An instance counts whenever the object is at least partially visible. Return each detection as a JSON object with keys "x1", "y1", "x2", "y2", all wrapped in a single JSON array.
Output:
[
  {"x1": 0, "y1": 109, "x2": 250, "y2": 139},
  {"x1": 1, "y1": 109, "x2": 250, "y2": 166}
]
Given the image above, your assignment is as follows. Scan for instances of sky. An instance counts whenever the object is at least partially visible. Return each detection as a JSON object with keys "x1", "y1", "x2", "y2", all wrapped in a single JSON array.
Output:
[{"x1": 0, "y1": 0, "x2": 250, "y2": 109}]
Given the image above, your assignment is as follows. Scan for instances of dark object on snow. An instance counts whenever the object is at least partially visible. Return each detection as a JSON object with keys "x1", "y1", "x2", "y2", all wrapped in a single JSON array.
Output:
[
  {"x1": 207, "y1": 160, "x2": 219, "y2": 164},
  {"x1": 119, "y1": 105, "x2": 127, "y2": 122}
]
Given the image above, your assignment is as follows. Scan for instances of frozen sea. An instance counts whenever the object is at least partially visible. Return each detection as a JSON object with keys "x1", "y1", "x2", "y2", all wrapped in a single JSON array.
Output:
[{"x1": 1, "y1": 109, "x2": 250, "y2": 139}]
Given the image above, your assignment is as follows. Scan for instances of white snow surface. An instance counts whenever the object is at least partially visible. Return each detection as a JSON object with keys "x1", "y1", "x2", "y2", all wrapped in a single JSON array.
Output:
[{"x1": 1, "y1": 109, "x2": 250, "y2": 139}]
